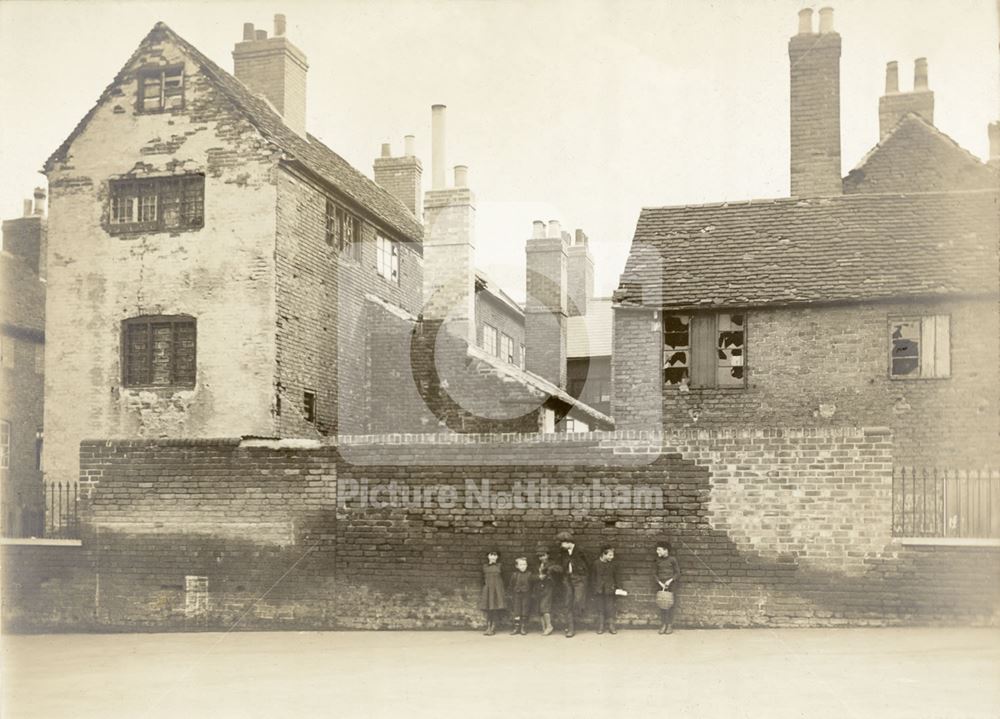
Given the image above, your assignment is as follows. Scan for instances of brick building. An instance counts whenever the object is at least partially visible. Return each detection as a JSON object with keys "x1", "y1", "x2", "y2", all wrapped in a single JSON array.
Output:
[
  {"x1": 1, "y1": 190, "x2": 47, "y2": 537},
  {"x1": 612, "y1": 7, "x2": 1000, "y2": 467},
  {"x1": 41, "y1": 17, "x2": 611, "y2": 485}
]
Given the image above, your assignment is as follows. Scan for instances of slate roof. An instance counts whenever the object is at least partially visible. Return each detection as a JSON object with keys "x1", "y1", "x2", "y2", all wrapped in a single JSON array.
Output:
[
  {"x1": 567, "y1": 297, "x2": 613, "y2": 358},
  {"x1": 844, "y1": 114, "x2": 999, "y2": 195},
  {"x1": 614, "y1": 189, "x2": 999, "y2": 309},
  {"x1": 0, "y1": 252, "x2": 45, "y2": 336},
  {"x1": 44, "y1": 22, "x2": 422, "y2": 243}
]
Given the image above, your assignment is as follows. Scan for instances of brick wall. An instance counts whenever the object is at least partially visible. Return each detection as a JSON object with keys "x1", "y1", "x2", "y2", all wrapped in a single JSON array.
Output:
[
  {"x1": 788, "y1": 30, "x2": 842, "y2": 197},
  {"x1": 615, "y1": 298, "x2": 1000, "y2": 468},
  {"x1": 43, "y1": 29, "x2": 281, "y2": 486},
  {"x1": 4, "y1": 430, "x2": 997, "y2": 632},
  {"x1": 612, "y1": 307, "x2": 662, "y2": 429}
]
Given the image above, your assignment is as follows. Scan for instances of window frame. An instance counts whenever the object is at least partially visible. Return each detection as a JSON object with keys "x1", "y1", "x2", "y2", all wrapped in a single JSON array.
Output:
[
  {"x1": 375, "y1": 233, "x2": 400, "y2": 284},
  {"x1": 888, "y1": 314, "x2": 951, "y2": 381},
  {"x1": 107, "y1": 174, "x2": 205, "y2": 235},
  {"x1": 499, "y1": 333, "x2": 515, "y2": 364},
  {"x1": 303, "y1": 390, "x2": 317, "y2": 424},
  {"x1": 121, "y1": 315, "x2": 197, "y2": 389},
  {"x1": 136, "y1": 64, "x2": 185, "y2": 114},
  {"x1": 482, "y1": 324, "x2": 499, "y2": 356},
  {"x1": 663, "y1": 311, "x2": 747, "y2": 390}
]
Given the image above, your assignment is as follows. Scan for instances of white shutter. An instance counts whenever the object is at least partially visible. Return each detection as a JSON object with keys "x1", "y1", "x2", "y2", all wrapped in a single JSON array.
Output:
[
  {"x1": 920, "y1": 316, "x2": 936, "y2": 378},
  {"x1": 933, "y1": 315, "x2": 950, "y2": 378}
]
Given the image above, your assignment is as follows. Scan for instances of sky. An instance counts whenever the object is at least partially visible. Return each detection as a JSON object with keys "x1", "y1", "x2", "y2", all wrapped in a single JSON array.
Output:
[{"x1": 0, "y1": 0, "x2": 997, "y2": 302}]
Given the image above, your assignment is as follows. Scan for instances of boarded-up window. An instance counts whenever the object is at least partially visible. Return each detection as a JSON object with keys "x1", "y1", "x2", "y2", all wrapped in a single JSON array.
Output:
[
  {"x1": 665, "y1": 312, "x2": 746, "y2": 388},
  {"x1": 122, "y1": 316, "x2": 196, "y2": 388},
  {"x1": 108, "y1": 175, "x2": 204, "y2": 234},
  {"x1": 890, "y1": 315, "x2": 950, "y2": 379},
  {"x1": 137, "y1": 65, "x2": 184, "y2": 113}
]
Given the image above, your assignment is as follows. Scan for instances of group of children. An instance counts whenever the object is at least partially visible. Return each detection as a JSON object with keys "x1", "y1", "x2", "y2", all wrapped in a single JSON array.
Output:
[{"x1": 479, "y1": 532, "x2": 681, "y2": 637}]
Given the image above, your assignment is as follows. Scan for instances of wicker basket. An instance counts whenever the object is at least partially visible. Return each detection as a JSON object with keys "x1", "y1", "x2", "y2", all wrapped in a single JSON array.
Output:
[{"x1": 655, "y1": 590, "x2": 674, "y2": 610}]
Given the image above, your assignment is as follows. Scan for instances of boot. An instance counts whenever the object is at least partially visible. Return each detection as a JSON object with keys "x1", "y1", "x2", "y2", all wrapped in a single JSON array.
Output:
[
  {"x1": 565, "y1": 615, "x2": 575, "y2": 638},
  {"x1": 486, "y1": 620, "x2": 496, "y2": 636},
  {"x1": 596, "y1": 615, "x2": 605, "y2": 635},
  {"x1": 509, "y1": 619, "x2": 520, "y2": 636},
  {"x1": 665, "y1": 623, "x2": 674, "y2": 635},
  {"x1": 542, "y1": 613, "x2": 553, "y2": 636},
  {"x1": 658, "y1": 622, "x2": 666, "y2": 635},
  {"x1": 519, "y1": 621, "x2": 527, "y2": 636},
  {"x1": 608, "y1": 621, "x2": 617, "y2": 635}
]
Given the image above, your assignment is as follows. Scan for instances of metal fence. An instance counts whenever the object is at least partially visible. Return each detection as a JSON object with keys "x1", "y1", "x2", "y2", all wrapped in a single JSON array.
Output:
[
  {"x1": 893, "y1": 467, "x2": 1000, "y2": 538},
  {"x1": 45, "y1": 481, "x2": 80, "y2": 538}
]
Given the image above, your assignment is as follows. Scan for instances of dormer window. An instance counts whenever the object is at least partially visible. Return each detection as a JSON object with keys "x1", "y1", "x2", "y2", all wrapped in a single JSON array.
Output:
[{"x1": 137, "y1": 65, "x2": 184, "y2": 113}]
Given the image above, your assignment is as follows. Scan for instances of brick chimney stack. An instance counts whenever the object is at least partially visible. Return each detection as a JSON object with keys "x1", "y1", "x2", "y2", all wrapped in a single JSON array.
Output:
[
  {"x1": 2, "y1": 188, "x2": 47, "y2": 275},
  {"x1": 788, "y1": 7, "x2": 842, "y2": 197},
  {"x1": 232, "y1": 14, "x2": 308, "y2": 137},
  {"x1": 422, "y1": 105, "x2": 477, "y2": 344},
  {"x1": 566, "y1": 229, "x2": 594, "y2": 317},
  {"x1": 525, "y1": 220, "x2": 568, "y2": 388},
  {"x1": 878, "y1": 58, "x2": 935, "y2": 139},
  {"x1": 373, "y1": 136, "x2": 423, "y2": 217}
]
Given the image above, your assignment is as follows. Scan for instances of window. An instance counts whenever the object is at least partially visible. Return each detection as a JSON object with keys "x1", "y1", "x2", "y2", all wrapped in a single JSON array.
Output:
[
  {"x1": 500, "y1": 333, "x2": 515, "y2": 364},
  {"x1": 890, "y1": 315, "x2": 950, "y2": 379},
  {"x1": 375, "y1": 234, "x2": 399, "y2": 283},
  {"x1": 122, "y1": 316, "x2": 196, "y2": 388},
  {"x1": 664, "y1": 312, "x2": 746, "y2": 388},
  {"x1": 34, "y1": 345, "x2": 44, "y2": 375},
  {"x1": 137, "y1": 65, "x2": 184, "y2": 113},
  {"x1": 326, "y1": 199, "x2": 361, "y2": 261},
  {"x1": 519, "y1": 344, "x2": 525, "y2": 369},
  {"x1": 482, "y1": 324, "x2": 498, "y2": 356},
  {"x1": 303, "y1": 391, "x2": 317, "y2": 423},
  {"x1": 562, "y1": 417, "x2": 589, "y2": 434},
  {"x1": 109, "y1": 175, "x2": 204, "y2": 234},
  {"x1": 0, "y1": 420, "x2": 9, "y2": 469}
]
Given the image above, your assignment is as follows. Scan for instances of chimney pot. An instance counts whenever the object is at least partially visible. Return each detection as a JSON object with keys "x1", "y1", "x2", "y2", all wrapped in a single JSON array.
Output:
[
  {"x1": 404, "y1": 135, "x2": 416, "y2": 157},
  {"x1": 242, "y1": 23, "x2": 255, "y2": 41},
  {"x1": 914, "y1": 57, "x2": 929, "y2": 90},
  {"x1": 988, "y1": 122, "x2": 1000, "y2": 162},
  {"x1": 574, "y1": 229, "x2": 588, "y2": 246},
  {"x1": 548, "y1": 220, "x2": 561, "y2": 239},
  {"x1": 22, "y1": 199, "x2": 33, "y2": 217},
  {"x1": 255, "y1": 29, "x2": 268, "y2": 41},
  {"x1": 884, "y1": 61, "x2": 899, "y2": 94},
  {"x1": 818, "y1": 7, "x2": 834, "y2": 33},
  {"x1": 454, "y1": 165, "x2": 468, "y2": 188},
  {"x1": 431, "y1": 104, "x2": 447, "y2": 190},
  {"x1": 32, "y1": 187, "x2": 45, "y2": 216},
  {"x1": 274, "y1": 14, "x2": 286, "y2": 37},
  {"x1": 532, "y1": 221, "x2": 546, "y2": 239},
  {"x1": 797, "y1": 8, "x2": 813, "y2": 34},
  {"x1": 381, "y1": 142, "x2": 392, "y2": 158}
]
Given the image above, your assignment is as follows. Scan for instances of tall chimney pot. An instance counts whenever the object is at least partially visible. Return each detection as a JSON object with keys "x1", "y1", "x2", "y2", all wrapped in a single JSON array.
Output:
[
  {"x1": 22, "y1": 199, "x2": 32, "y2": 217},
  {"x1": 274, "y1": 14, "x2": 286, "y2": 37},
  {"x1": 914, "y1": 57, "x2": 929, "y2": 90},
  {"x1": 797, "y1": 8, "x2": 813, "y2": 34},
  {"x1": 381, "y1": 142, "x2": 392, "y2": 158},
  {"x1": 431, "y1": 105, "x2": 447, "y2": 190},
  {"x1": 404, "y1": 135, "x2": 416, "y2": 157},
  {"x1": 532, "y1": 221, "x2": 546, "y2": 239},
  {"x1": 818, "y1": 7, "x2": 834, "y2": 33},
  {"x1": 884, "y1": 61, "x2": 899, "y2": 94},
  {"x1": 32, "y1": 187, "x2": 45, "y2": 216},
  {"x1": 548, "y1": 220, "x2": 561, "y2": 239},
  {"x1": 454, "y1": 165, "x2": 468, "y2": 188},
  {"x1": 243, "y1": 23, "x2": 255, "y2": 41},
  {"x1": 255, "y1": 29, "x2": 268, "y2": 41}
]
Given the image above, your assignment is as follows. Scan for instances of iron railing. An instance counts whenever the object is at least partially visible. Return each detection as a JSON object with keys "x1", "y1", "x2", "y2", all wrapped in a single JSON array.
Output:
[
  {"x1": 893, "y1": 467, "x2": 999, "y2": 538},
  {"x1": 45, "y1": 481, "x2": 80, "y2": 538}
]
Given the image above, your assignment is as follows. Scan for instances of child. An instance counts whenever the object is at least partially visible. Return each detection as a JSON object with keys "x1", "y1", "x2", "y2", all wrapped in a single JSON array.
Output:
[
  {"x1": 533, "y1": 543, "x2": 560, "y2": 635},
  {"x1": 653, "y1": 540, "x2": 680, "y2": 634},
  {"x1": 556, "y1": 530, "x2": 590, "y2": 638},
  {"x1": 508, "y1": 555, "x2": 533, "y2": 635},
  {"x1": 479, "y1": 549, "x2": 506, "y2": 636},
  {"x1": 591, "y1": 544, "x2": 623, "y2": 634}
]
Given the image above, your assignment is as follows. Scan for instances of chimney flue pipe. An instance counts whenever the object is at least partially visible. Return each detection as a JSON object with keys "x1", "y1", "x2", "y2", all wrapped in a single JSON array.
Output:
[
  {"x1": 884, "y1": 61, "x2": 899, "y2": 94},
  {"x1": 914, "y1": 57, "x2": 929, "y2": 90},
  {"x1": 797, "y1": 8, "x2": 813, "y2": 34},
  {"x1": 243, "y1": 23, "x2": 255, "y2": 41},
  {"x1": 274, "y1": 14, "x2": 286, "y2": 37},
  {"x1": 431, "y1": 105, "x2": 447, "y2": 190},
  {"x1": 818, "y1": 7, "x2": 834, "y2": 33},
  {"x1": 404, "y1": 135, "x2": 416, "y2": 157}
]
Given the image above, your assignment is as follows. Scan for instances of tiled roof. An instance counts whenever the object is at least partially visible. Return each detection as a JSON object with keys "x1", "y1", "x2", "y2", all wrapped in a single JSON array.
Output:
[
  {"x1": 0, "y1": 252, "x2": 45, "y2": 335},
  {"x1": 475, "y1": 270, "x2": 523, "y2": 318},
  {"x1": 614, "y1": 189, "x2": 999, "y2": 309},
  {"x1": 567, "y1": 297, "x2": 613, "y2": 358},
  {"x1": 844, "y1": 114, "x2": 999, "y2": 195},
  {"x1": 44, "y1": 23, "x2": 422, "y2": 243}
]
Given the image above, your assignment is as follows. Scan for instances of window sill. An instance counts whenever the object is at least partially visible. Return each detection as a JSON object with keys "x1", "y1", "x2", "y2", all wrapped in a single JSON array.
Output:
[
  {"x1": 122, "y1": 385, "x2": 196, "y2": 393},
  {"x1": 107, "y1": 224, "x2": 205, "y2": 238},
  {"x1": 893, "y1": 537, "x2": 1000, "y2": 548},
  {"x1": 1, "y1": 538, "x2": 82, "y2": 547}
]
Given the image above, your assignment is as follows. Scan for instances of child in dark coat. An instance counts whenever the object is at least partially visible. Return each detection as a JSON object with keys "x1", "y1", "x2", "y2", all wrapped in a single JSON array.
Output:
[
  {"x1": 592, "y1": 545, "x2": 623, "y2": 634},
  {"x1": 533, "y1": 543, "x2": 560, "y2": 636},
  {"x1": 654, "y1": 539, "x2": 681, "y2": 634},
  {"x1": 479, "y1": 550, "x2": 506, "y2": 636},
  {"x1": 508, "y1": 556, "x2": 533, "y2": 635}
]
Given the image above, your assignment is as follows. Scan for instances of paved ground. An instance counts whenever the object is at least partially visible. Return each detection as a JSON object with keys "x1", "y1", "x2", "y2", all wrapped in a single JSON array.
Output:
[{"x1": 2, "y1": 627, "x2": 998, "y2": 718}]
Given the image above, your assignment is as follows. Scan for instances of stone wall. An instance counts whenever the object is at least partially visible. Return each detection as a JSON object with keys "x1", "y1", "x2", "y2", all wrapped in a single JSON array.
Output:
[{"x1": 4, "y1": 429, "x2": 998, "y2": 632}]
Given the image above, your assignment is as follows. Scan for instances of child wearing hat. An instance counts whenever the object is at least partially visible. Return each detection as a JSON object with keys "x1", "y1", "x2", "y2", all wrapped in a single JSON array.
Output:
[
  {"x1": 479, "y1": 549, "x2": 507, "y2": 636},
  {"x1": 653, "y1": 539, "x2": 680, "y2": 634},
  {"x1": 533, "y1": 542, "x2": 560, "y2": 636},
  {"x1": 556, "y1": 530, "x2": 590, "y2": 638},
  {"x1": 508, "y1": 555, "x2": 533, "y2": 635}
]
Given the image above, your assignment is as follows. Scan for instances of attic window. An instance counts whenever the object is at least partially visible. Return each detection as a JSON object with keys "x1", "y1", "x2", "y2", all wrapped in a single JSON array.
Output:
[
  {"x1": 663, "y1": 312, "x2": 746, "y2": 389},
  {"x1": 889, "y1": 315, "x2": 950, "y2": 379},
  {"x1": 325, "y1": 199, "x2": 362, "y2": 261},
  {"x1": 108, "y1": 175, "x2": 204, "y2": 234},
  {"x1": 137, "y1": 65, "x2": 184, "y2": 113}
]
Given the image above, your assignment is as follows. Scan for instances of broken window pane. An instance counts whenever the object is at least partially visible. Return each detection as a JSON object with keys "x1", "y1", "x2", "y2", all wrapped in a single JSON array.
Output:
[
  {"x1": 108, "y1": 175, "x2": 203, "y2": 234},
  {"x1": 716, "y1": 313, "x2": 746, "y2": 387},
  {"x1": 138, "y1": 65, "x2": 184, "y2": 113},
  {"x1": 890, "y1": 319, "x2": 920, "y2": 377},
  {"x1": 663, "y1": 314, "x2": 690, "y2": 385}
]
